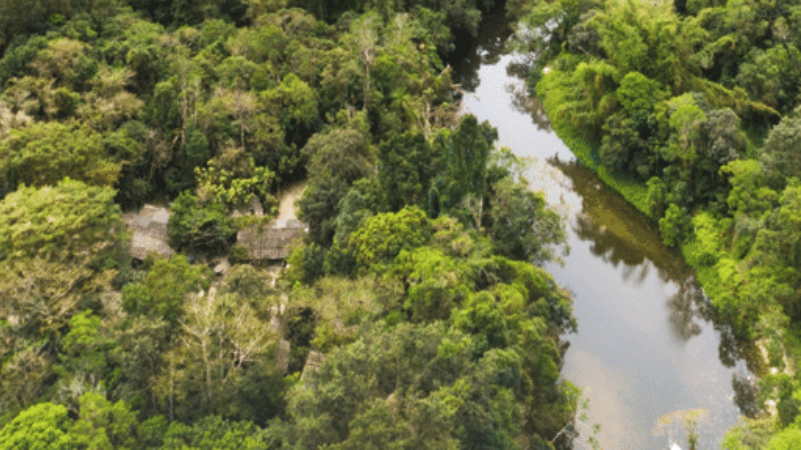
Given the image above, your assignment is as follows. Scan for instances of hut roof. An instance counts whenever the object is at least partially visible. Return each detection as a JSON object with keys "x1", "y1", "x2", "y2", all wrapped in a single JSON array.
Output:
[
  {"x1": 122, "y1": 205, "x2": 175, "y2": 260},
  {"x1": 236, "y1": 219, "x2": 307, "y2": 260}
]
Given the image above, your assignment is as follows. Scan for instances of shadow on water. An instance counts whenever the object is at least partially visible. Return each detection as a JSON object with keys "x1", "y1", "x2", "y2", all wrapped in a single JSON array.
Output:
[{"x1": 451, "y1": 8, "x2": 766, "y2": 450}]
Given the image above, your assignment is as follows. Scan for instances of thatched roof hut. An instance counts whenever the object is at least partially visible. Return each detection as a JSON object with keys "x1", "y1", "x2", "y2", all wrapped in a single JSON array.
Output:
[
  {"x1": 236, "y1": 219, "x2": 307, "y2": 260},
  {"x1": 121, "y1": 205, "x2": 175, "y2": 261}
]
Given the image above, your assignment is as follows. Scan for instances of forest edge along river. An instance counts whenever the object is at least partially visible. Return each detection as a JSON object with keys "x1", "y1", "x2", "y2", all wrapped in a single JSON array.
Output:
[{"x1": 448, "y1": 12, "x2": 764, "y2": 450}]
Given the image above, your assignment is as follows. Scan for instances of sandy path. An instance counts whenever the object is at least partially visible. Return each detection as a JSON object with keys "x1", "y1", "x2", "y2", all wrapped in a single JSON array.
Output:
[{"x1": 276, "y1": 179, "x2": 309, "y2": 222}]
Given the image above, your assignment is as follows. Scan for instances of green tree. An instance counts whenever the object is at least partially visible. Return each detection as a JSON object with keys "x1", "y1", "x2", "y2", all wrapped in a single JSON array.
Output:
[
  {"x1": 392, "y1": 247, "x2": 472, "y2": 322},
  {"x1": 761, "y1": 115, "x2": 801, "y2": 188},
  {"x1": 615, "y1": 71, "x2": 668, "y2": 115},
  {"x1": 646, "y1": 176, "x2": 666, "y2": 218},
  {"x1": 287, "y1": 322, "x2": 523, "y2": 450},
  {"x1": 721, "y1": 159, "x2": 778, "y2": 220},
  {"x1": 168, "y1": 191, "x2": 234, "y2": 253},
  {"x1": 0, "y1": 403, "x2": 72, "y2": 450},
  {"x1": 53, "y1": 310, "x2": 115, "y2": 402},
  {"x1": 0, "y1": 179, "x2": 128, "y2": 337},
  {"x1": 431, "y1": 115, "x2": 497, "y2": 219},
  {"x1": 659, "y1": 203, "x2": 691, "y2": 247},
  {"x1": 349, "y1": 206, "x2": 431, "y2": 269},
  {"x1": 298, "y1": 128, "x2": 374, "y2": 246},
  {"x1": 765, "y1": 425, "x2": 801, "y2": 450},
  {"x1": 161, "y1": 415, "x2": 267, "y2": 450},
  {"x1": 721, "y1": 416, "x2": 777, "y2": 450},
  {"x1": 122, "y1": 254, "x2": 213, "y2": 329},
  {"x1": 0, "y1": 121, "x2": 121, "y2": 196},
  {"x1": 66, "y1": 392, "x2": 139, "y2": 450},
  {"x1": 377, "y1": 132, "x2": 436, "y2": 212},
  {"x1": 158, "y1": 288, "x2": 276, "y2": 421},
  {"x1": 488, "y1": 177, "x2": 568, "y2": 266}
]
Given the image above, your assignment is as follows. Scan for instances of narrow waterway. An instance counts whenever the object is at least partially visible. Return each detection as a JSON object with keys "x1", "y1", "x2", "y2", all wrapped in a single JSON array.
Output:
[{"x1": 450, "y1": 13, "x2": 763, "y2": 450}]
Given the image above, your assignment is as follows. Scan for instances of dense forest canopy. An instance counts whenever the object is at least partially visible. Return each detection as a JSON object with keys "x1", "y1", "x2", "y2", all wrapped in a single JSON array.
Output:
[
  {"x1": 0, "y1": 0, "x2": 589, "y2": 449},
  {"x1": 512, "y1": 0, "x2": 801, "y2": 445}
]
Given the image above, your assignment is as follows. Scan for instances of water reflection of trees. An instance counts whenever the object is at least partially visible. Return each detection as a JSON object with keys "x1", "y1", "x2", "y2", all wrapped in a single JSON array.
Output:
[
  {"x1": 448, "y1": 12, "x2": 514, "y2": 94},
  {"x1": 667, "y1": 276, "x2": 705, "y2": 342},
  {"x1": 548, "y1": 155, "x2": 764, "y2": 411}
]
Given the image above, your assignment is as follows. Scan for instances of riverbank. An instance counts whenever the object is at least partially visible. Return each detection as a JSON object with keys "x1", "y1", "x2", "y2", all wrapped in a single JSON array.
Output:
[
  {"x1": 535, "y1": 67, "x2": 654, "y2": 219},
  {"x1": 534, "y1": 63, "x2": 791, "y2": 397}
]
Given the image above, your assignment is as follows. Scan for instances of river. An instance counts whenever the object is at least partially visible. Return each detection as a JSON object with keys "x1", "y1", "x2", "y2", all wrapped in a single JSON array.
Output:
[{"x1": 449, "y1": 11, "x2": 764, "y2": 450}]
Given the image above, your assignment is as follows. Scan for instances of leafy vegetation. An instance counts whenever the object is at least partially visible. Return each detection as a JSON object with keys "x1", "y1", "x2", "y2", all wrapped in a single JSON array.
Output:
[
  {"x1": 0, "y1": 0, "x2": 581, "y2": 448},
  {"x1": 515, "y1": 0, "x2": 801, "y2": 443}
]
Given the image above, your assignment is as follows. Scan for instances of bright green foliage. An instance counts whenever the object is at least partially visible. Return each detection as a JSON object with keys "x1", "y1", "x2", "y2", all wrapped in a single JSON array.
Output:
[
  {"x1": 616, "y1": 71, "x2": 668, "y2": 114},
  {"x1": 284, "y1": 241, "x2": 326, "y2": 286},
  {"x1": 0, "y1": 179, "x2": 127, "y2": 337},
  {"x1": 689, "y1": 212, "x2": 724, "y2": 266},
  {"x1": 0, "y1": 178, "x2": 126, "y2": 265},
  {"x1": 393, "y1": 247, "x2": 472, "y2": 322},
  {"x1": 663, "y1": 93, "x2": 707, "y2": 174},
  {"x1": 122, "y1": 254, "x2": 213, "y2": 329},
  {"x1": 765, "y1": 425, "x2": 801, "y2": 450},
  {"x1": 659, "y1": 203, "x2": 691, "y2": 247},
  {"x1": 54, "y1": 310, "x2": 115, "y2": 394},
  {"x1": 453, "y1": 290, "x2": 511, "y2": 351},
  {"x1": 545, "y1": 59, "x2": 621, "y2": 140},
  {"x1": 736, "y1": 44, "x2": 801, "y2": 112},
  {"x1": 0, "y1": 393, "x2": 140, "y2": 450},
  {"x1": 161, "y1": 415, "x2": 267, "y2": 450},
  {"x1": 67, "y1": 392, "x2": 139, "y2": 450},
  {"x1": 195, "y1": 153, "x2": 275, "y2": 211},
  {"x1": 0, "y1": 121, "x2": 121, "y2": 195},
  {"x1": 349, "y1": 206, "x2": 430, "y2": 268},
  {"x1": 721, "y1": 159, "x2": 778, "y2": 219},
  {"x1": 488, "y1": 177, "x2": 568, "y2": 266},
  {"x1": 0, "y1": 402, "x2": 71, "y2": 450},
  {"x1": 475, "y1": 256, "x2": 577, "y2": 335},
  {"x1": 721, "y1": 416, "x2": 778, "y2": 450},
  {"x1": 168, "y1": 191, "x2": 234, "y2": 253},
  {"x1": 585, "y1": 0, "x2": 707, "y2": 94}
]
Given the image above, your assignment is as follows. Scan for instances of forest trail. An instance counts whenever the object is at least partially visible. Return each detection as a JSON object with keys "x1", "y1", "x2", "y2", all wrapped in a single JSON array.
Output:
[{"x1": 275, "y1": 179, "x2": 308, "y2": 222}]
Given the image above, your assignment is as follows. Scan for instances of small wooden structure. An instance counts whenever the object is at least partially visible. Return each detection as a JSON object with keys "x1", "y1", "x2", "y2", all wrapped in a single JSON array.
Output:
[
  {"x1": 236, "y1": 219, "x2": 307, "y2": 261},
  {"x1": 121, "y1": 204, "x2": 175, "y2": 262}
]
